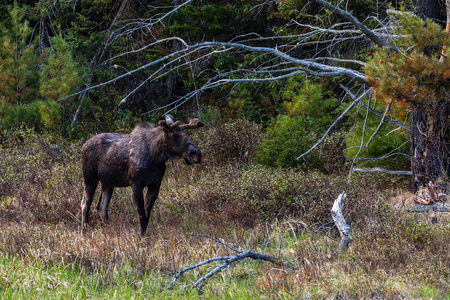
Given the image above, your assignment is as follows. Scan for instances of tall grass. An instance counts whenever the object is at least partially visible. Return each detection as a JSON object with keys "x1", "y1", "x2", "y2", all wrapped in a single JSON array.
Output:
[{"x1": 0, "y1": 125, "x2": 448, "y2": 298}]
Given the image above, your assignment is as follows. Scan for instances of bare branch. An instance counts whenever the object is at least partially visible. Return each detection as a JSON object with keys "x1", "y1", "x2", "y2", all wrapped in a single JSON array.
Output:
[
  {"x1": 307, "y1": 56, "x2": 367, "y2": 66},
  {"x1": 191, "y1": 251, "x2": 283, "y2": 289},
  {"x1": 184, "y1": 233, "x2": 243, "y2": 254},
  {"x1": 296, "y1": 88, "x2": 372, "y2": 160},
  {"x1": 314, "y1": 0, "x2": 397, "y2": 51},
  {"x1": 386, "y1": 9, "x2": 414, "y2": 16},
  {"x1": 341, "y1": 85, "x2": 410, "y2": 131},
  {"x1": 58, "y1": 39, "x2": 368, "y2": 103},
  {"x1": 352, "y1": 167, "x2": 412, "y2": 175},
  {"x1": 106, "y1": 0, "x2": 194, "y2": 45},
  {"x1": 348, "y1": 92, "x2": 371, "y2": 182},
  {"x1": 365, "y1": 101, "x2": 392, "y2": 148},
  {"x1": 167, "y1": 235, "x2": 283, "y2": 290},
  {"x1": 167, "y1": 256, "x2": 233, "y2": 289},
  {"x1": 358, "y1": 102, "x2": 410, "y2": 131}
]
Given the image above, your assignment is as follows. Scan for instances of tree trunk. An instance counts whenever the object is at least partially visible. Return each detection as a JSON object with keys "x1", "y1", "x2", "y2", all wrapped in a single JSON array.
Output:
[
  {"x1": 410, "y1": 0, "x2": 450, "y2": 191},
  {"x1": 415, "y1": 0, "x2": 441, "y2": 20},
  {"x1": 410, "y1": 102, "x2": 450, "y2": 192}
]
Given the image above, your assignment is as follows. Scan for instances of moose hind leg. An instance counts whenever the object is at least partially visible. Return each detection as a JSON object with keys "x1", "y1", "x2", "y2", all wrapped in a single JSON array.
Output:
[
  {"x1": 81, "y1": 180, "x2": 98, "y2": 229},
  {"x1": 99, "y1": 185, "x2": 114, "y2": 225}
]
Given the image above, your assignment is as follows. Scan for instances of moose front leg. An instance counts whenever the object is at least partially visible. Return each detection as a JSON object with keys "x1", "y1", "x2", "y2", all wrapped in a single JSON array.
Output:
[
  {"x1": 145, "y1": 183, "x2": 161, "y2": 219},
  {"x1": 132, "y1": 184, "x2": 149, "y2": 234}
]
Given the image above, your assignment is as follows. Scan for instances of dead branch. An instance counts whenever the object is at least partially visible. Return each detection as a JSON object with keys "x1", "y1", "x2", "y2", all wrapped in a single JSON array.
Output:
[
  {"x1": 341, "y1": 85, "x2": 410, "y2": 131},
  {"x1": 191, "y1": 251, "x2": 283, "y2": 289},
  {"x1": 408, "y1": 203, "x2": 450, "y2": 212},
  {"x1": 330, "y1": 192, "x2": 351, "y2": 253},
  {"x1": 352, "y1": 167, "x2": 412, "y2": 175},
  {"x1": 167, "y1": 234, "x2": 284, "y2": 290},
  {"x1": 184, "y1": 233, "x2": 243, "y2": 253},
  {"x1": 296, "y1": 88, "x2": 372, "y2": 160},
  {"x1": 58, "y1": 38, "x2": 368, "y2": 104},
  {"x1": 314, "y1": 0, "x2": 397, "y2": 51}
]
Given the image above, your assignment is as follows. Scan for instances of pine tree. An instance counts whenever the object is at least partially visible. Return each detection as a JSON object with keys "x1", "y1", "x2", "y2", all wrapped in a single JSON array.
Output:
[
  {"x1": 0, "y1": 1, "x2": 40, "y2": 130},
  {"x1": 39, "y1": 34, "x2": 87, "y2": 132}
]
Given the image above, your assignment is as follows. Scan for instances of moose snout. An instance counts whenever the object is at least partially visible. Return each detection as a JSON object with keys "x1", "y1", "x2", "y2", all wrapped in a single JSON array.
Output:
[{"x1": 184, "y1": 144, "x2": 202, "y2": 165}]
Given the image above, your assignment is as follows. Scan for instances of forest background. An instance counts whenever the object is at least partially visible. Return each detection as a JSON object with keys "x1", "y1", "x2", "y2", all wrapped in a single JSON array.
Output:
[{"x1": 0, "y1": 0, "x2": 449, "y2": 298}]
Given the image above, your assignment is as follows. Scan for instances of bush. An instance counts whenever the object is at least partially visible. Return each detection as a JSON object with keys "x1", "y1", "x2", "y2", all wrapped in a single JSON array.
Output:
[
  {"x1": 192, "y1": 118, "x2": 264, "y2": 166},
  {"x1": 255, "y1": 115, "x2": 318, "y2": 168},
  {"x1": 255, "y1": 115, "x2": 347, "y2": 172}
]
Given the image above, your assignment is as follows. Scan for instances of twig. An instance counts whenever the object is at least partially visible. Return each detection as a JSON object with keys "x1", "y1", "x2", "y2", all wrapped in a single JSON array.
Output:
[
  {"x1": 311, "y1": 222, "x2": 335, "y2": 241},
  {"x1": 183, "y1": 233, "x2": 243, "y2": 253},
  {"x1": 296, "y1": 88, "x2": 372, "y2": 160},
  {"x1": 342, "y1": 81, "x2": 410, "y2": 132},
  {"x1": 66, "y1": 210, "x2": 81, "y2": 224}
]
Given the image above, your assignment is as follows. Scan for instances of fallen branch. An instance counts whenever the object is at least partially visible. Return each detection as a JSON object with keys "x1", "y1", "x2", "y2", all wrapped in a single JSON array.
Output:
[
  {"x1": 330, "y1": 192, "x2": 351, "y2": 253},
  {"x1": 191, "y1": 251, "x2": 283, "y2": 289},
  {"x1": 408, "y1": 203, "x2": 450, "y2": 212},
  {"x1": 352, "y1": 167, "x2": 412, "y2": 176},
  {"x1": 167, "y1": 234, "x2": 284, "y2": 290}
]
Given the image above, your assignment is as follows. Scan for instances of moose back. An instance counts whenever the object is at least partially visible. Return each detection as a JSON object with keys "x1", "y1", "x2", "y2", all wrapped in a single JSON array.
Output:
[{"x1": 80, "y1": 116, "x2": 203, "y2": 234}]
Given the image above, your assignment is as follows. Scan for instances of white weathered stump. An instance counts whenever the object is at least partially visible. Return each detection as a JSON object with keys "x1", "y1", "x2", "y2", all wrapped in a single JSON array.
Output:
[{"x1": 331, "y1": 192, "x2": 351, "y2": 252}]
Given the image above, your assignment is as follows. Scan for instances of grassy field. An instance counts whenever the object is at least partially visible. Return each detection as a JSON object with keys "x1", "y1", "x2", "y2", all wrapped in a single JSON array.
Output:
[{"x1": 0, "y1": 124, "x2": 449, "y2": 299}]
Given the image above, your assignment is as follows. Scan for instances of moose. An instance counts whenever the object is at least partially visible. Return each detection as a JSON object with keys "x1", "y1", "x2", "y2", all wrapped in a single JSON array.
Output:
[{"x1": 80, "y1": 115, "x2": 204, "y2": 234}]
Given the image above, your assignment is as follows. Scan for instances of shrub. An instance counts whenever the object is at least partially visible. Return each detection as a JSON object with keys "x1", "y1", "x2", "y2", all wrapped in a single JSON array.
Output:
[
  {"x1": 192, "y1": 118, "x2": 264, "y2": 166},
  {"x1": 255, "y1": 115, "x2": 347, "y2": 171}
]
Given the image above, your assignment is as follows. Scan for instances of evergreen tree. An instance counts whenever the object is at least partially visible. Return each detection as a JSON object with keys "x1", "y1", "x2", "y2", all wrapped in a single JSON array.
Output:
[
  {"x1": 39, "y1": 34, "x2": 87, "y2": 132},
  {"x1": 0, "y1": 1, "x2": 40, "y2": 130}
]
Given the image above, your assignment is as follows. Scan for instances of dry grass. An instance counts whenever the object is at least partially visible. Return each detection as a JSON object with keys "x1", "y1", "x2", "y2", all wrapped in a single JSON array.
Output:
[{"x1": 0, "y1": 125, "x2": 449, "y2": 298}]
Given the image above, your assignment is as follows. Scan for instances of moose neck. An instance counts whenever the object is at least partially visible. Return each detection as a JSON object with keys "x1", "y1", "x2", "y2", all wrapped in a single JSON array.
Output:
[{"x1": 146, "y1": 127, "x2": 175, "y2": 164}]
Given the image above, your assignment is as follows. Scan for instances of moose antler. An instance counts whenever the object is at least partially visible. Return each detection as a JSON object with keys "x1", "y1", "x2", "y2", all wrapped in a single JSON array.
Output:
[
  {"x1": 158, "y1": 115, "x2": 180, "y2": 131},
  {"x1": 180, "y1": 118, "x2": 204, "y2": 130}
]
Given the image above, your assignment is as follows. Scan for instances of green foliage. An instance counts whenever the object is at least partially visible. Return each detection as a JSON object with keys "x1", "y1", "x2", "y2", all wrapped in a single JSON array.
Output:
[
  {"x1": 345, "y1": 98, "x2": 410, "y2": 169},
  {"x1": 357, "y1": 13, "x2": 450, "y2": 169},
  {"x1": 365, "y1": 13, "x2": 450, "y2": 109},
  {"x1": 255, "y1": 79, "x2": 344, "y2": 169},
  {"x1": 256, "y1": 115, "x2": 319, "y2": 168},
  {"x1": 0, "y1": 1, "x2": 40, "y2": 130},
  {"x1": 40, "y1": 34, "x2": 87, "y2": 102}
]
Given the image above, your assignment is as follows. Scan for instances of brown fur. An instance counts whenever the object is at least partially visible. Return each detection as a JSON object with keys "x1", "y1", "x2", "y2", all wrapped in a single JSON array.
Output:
[{"x1": 81, "y1": 118, "x2": 203, "y2": 234}]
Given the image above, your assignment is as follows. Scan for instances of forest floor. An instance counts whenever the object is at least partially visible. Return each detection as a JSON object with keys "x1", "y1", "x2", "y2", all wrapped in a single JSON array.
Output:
[{"x1": 0, "y1": 129, "x2": 449, "y2": 299}]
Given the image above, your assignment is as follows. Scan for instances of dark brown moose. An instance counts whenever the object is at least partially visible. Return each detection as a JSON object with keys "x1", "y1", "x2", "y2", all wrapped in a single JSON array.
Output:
[{"x1": 81, "y1": 115, "x2": 203, "y2": 234}]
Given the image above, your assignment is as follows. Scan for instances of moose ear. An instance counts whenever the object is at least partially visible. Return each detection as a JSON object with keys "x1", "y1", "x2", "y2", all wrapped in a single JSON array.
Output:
[
  {"x1": 179, "y1": 118, "x2": 204, "y2": 130},
  {"x1": 165, "y1": 114, "x2": 176, "y2": 125},
  {"x1": 158, "y1": 120, "x2": 180, "y2": 132}
]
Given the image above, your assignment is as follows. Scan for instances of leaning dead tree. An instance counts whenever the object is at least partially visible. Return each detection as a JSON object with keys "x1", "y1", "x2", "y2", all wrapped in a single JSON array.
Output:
[{"x1": 61, "y1": 0, "x2": 450, "y2": 191}]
